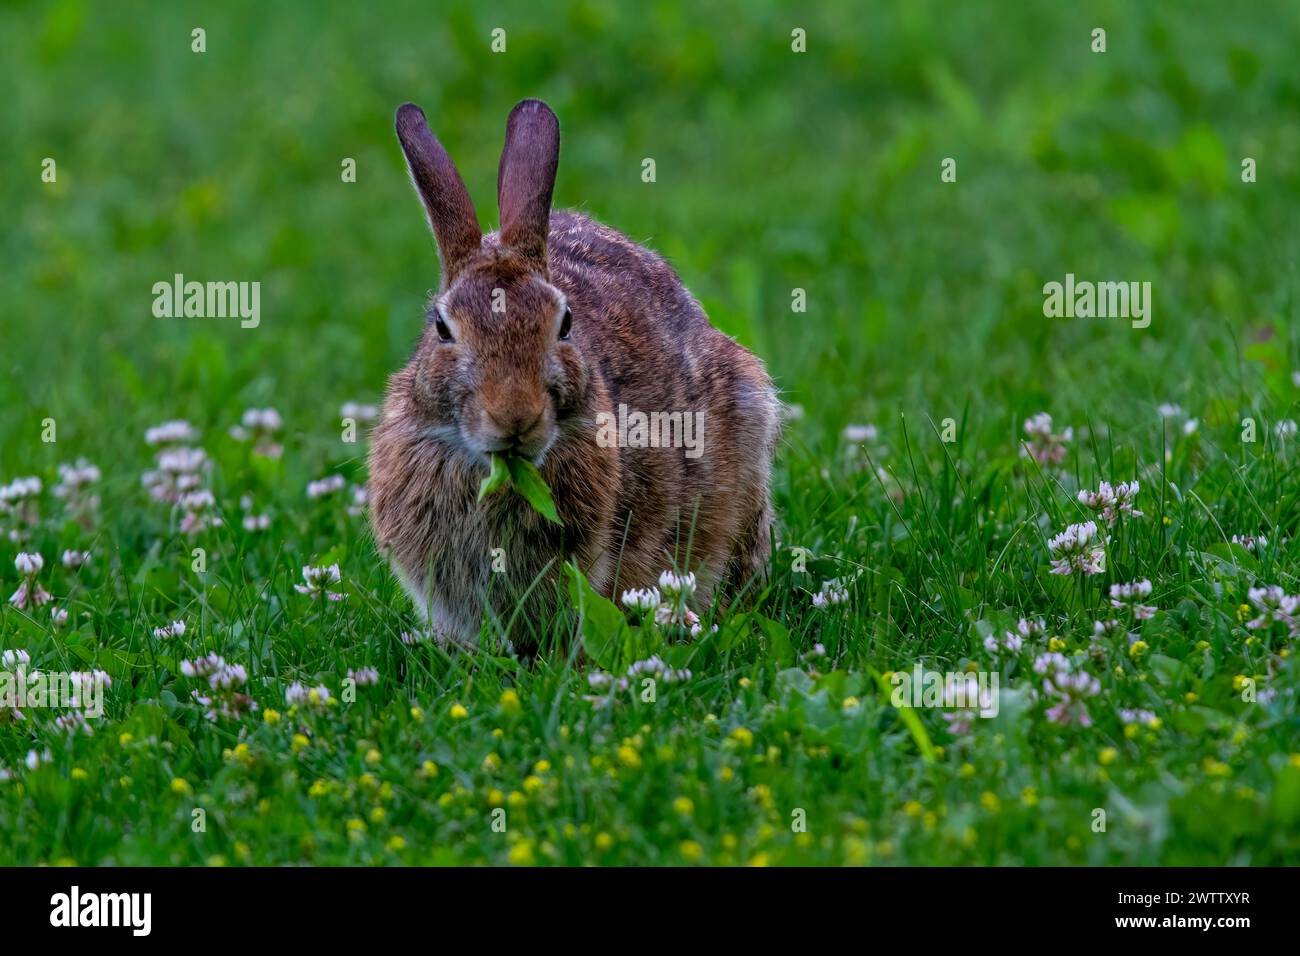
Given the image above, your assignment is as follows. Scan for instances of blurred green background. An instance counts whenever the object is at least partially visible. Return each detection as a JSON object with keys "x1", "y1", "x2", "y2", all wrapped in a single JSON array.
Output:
[{"x1": 4, "y1": 0, "x2": 1299, "y2": 473}]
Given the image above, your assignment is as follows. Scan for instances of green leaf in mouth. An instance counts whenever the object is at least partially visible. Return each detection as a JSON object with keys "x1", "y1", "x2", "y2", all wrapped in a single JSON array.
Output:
[
  {"x1": 477, "y1": 453, "x2": 563, "y2": 526},
  {"x1": 477, "y1": 452, "x2": 512, "y2": 501}
]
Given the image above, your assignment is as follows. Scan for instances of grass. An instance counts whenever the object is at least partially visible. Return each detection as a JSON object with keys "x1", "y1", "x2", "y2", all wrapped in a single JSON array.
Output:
[{"x1": 2, "y1": 0, "x2": 1300, "y2": 865}]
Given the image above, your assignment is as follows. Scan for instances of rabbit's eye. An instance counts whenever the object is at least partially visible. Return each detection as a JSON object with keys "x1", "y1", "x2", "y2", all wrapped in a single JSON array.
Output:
[
  {"x1": 434, "y1": 316, "x2": 455, "y2": 343},
  {"x1": 557, "y1": 307, "x2": 572, "y2": 341}
]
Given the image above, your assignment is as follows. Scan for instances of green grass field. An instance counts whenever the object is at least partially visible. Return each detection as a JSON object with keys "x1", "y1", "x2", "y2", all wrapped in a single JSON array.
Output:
[{"x1": 2, "y1": 0, "x2": 1300, "y2": 865}]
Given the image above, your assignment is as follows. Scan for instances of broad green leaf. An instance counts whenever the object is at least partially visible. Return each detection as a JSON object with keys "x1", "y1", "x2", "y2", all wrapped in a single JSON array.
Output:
[
  {"x1": 505, "y1": 456, "x2": 562, "y2": 525},
  {"x1": 755, "y1": 613, "x2": 794, "y2": 666},
  {"x1": 564, "y1": 563, "x2": 627, "y2": 671}
]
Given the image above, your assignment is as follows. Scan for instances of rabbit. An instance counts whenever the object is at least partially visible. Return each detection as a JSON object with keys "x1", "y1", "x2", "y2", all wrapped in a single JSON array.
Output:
[{"x1": 368, "y1": 99, "x2": 779, "y2": 653}]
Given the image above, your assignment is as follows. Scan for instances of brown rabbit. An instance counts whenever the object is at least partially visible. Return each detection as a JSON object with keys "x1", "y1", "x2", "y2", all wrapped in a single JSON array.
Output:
[{"x1": 368, "y1": 99, "x2": 778, "y2": 652}]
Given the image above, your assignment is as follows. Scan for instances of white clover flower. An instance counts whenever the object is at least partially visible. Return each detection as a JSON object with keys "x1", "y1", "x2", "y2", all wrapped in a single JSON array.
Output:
[
  {"x1": 1, "y1": 649, "x2": 31, "y2": 671},
  {"x1": 985, "y1": 619, "x2": 1039, "y2": 655},
  {"x1": 348, "y1": 667, "x2": 380, "y2": 686},
  {"x1": 210, "y1": 662, "x2": 248, "y2": 690},
  {"x1": 1109, "y1": 579, "x2": 1156, "y2": 619},
  {"x1": 841, "y1": 423, "x2": 878, "y2": 443},
  {"x1": 8, "y1": 553, "x2": 51, "y2": 610},
  {"x1": 654, "y1": 604, "x2": 703, "y2": 636},
  {"x1": 187, "y1": 660, "x2": 257, "y2": 720},
  {"x1": 1157, "y1": 403, "x2": 1183, "y2": 419},
  {"x1": 24, "y1": 749, "x2": 52, "y2": 771},
  {"x1": 621, "y1": 587, "x2": 661, "y2": 614},
  {"x1": 1111, "y1": 480, "x2": 1141, "y2": 516},
  {"x1": 811, "y1": 588, "x2": 845, "y2": 608},
  {"x1": 181, "y1": 653, "x2": 226, "y2": 678},
  {"x1": 67, "y1": 670, "x2": 110, "y2": 709},
  {"x1": 0, "y1": 476, "x2": 43, "y2": 503},
  {"x1": 1230, "y1": 534, "x2": 1267, "y2": 553},
  {"x1": 179, "y1": 489, "x2": 215, "y2": 511},
  {"x1": 242, "y1": 513, "x2": 271, "y2": 532},
  {"x1": 1092, "y1": 619, "x2": 1123, "y2": 638},
  {"x1": 145, "y1": 420, "x2": 199, "y2": 446},
  {"x1": 1043, "y1": 669, "x2": 1100, "y2": 727},
  {"x1": 1047, "y1": 520, "x2": 1105, "y2": 575},
  {"x1": 985, "y1": 616, "x2": 1043, "y2": 654},
  {"x1": 1021, "y1": 412, "x2": 1072, "y2": 467},
  {"x1": 1276, "y1": 419, "x2": 1298, "y2": 440},
  {"x1": 61, "y1": 549, "x2": 91, "y2": 568},
  {"x1": 157, "y1": 446, "x2": 209, "y2": 475},
  {"x1": 657, "y1": 570, "x2": 696, "y2": 602},
  {"x1": 1032, "y1": 651, "x2": 1071, "y2": 679},
  {"x1": 52, "y1": 461, "x2": 101, "y2": 523},
  {"x1": 1182, "y1": 418, "x2": 1199, "y2": 436},
  {"x1": 241, "y1": 407, "x2": 282, "y2": 431},
  {"x1": 9, "y1": 582, "x2": 50, "y2": 610},
  {"x1": 812, "y1": 576, "x2": 851, "y2": 608},
  {"x1": 0, "y1": 477, "x2": 43, "y2": 543},
  {"x1": 166, "y1": 620, "x2": 189, "y2": 639},
  {"x1": 286, "y1": 682, "x2": 332, "y2": 708},
  {"x1": 307, "y1": 474, "x2": 347, "y2": 499},
  {"x1": 142, "y1": 444, "x2": 212, "y2": 506},
  {"x1": 340, "y1": 401, "x2": 379, "y2": 422},
  {"x1": 626, "y1": 655, "x2": 666, "y2": 677},
  {"x1": 1244, "y1": 586, "x2": 1299, "y2": 631},
  {"x1": 1016, "y1": 617, "x2": 1045, "y2": 639},
  {"x1": 1077, "y1": 485, "x2": 1113, "y2": 513},
  {"x1": 622, "y1": 656, "x2": 690, "y2": 684},
  {"x1": 153, "y1": 620, "x2": 187, "y2": 639},
  {"x1": 939, "y1": 673, "x2": 989, "y2": 735},
  {"x1": 192, "y1": 691, "x2": 257, "y2": 721},
  {"x1": 1078, "y1": 480, "x2": 1141, "y2": 524},
  {"x1": 295, "y1": 563, "x2": 345, "y2": 601},
  {"x1": 1023, "y1": 412, "x2": 1053, "y2": 437},
  {"x1": 232, "y1": 408, "x2": 284, "y2": 458},
  {"x1": 347, "y1": 486, "x2": 369, "y2": 517},
  {"x1": 54, "y1": 460, "x2": 100, "y2": 490},
  {"x1": 1118, "y1": 708, "x2": 1159, "y2": 727},
  {"x1": 50, "y1": 607, "x2": 69, "y2": 628},
  {"x1": 55, "y1": 710, "x2": 94, "y2": 736}
]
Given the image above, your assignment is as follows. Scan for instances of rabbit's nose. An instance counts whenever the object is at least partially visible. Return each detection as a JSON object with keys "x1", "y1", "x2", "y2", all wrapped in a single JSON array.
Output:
[{"x1": 485, "y1": 407, "x2": 545, "y2": 444}]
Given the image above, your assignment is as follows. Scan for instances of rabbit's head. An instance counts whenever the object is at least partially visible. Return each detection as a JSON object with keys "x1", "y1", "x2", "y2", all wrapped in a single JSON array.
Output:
[{"x1": 394, "y1": 100, "x2": 589, "y2": 464}]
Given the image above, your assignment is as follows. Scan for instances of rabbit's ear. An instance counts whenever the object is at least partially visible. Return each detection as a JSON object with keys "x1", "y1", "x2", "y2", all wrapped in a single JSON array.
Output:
[
  {"x1": 395, "y1": 103, "x2": 482, "y2": 282},
  {"x1": 497, "y1": 99, "x2": 559, "y2": 268}
]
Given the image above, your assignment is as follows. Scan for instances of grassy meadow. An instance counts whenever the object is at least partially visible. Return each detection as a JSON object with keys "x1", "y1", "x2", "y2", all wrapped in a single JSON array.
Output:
[{"x1": 2, "y1": 0, "x2": 1300, "y2": 865}]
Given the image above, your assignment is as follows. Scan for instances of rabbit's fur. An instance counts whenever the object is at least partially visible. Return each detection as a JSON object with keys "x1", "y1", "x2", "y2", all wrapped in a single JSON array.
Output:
[{"x1": 368, "y1": 99, "x2": 778, "y2": 651}]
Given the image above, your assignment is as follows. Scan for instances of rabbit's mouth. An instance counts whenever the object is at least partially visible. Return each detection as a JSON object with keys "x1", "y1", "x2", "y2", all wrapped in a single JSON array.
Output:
[
  {"x1": 476, "y1": 435, "x2": 556, "y2": 467},
  {"x1": 464, "y1": 424, "x2": 557, "y2": 469}
]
